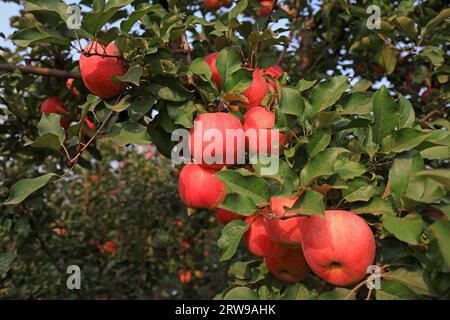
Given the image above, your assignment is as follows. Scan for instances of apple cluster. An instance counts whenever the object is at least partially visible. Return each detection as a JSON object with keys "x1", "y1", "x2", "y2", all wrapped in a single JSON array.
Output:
[{"x1": 177, "y1": 51, "x2": 376, "y2": 288}]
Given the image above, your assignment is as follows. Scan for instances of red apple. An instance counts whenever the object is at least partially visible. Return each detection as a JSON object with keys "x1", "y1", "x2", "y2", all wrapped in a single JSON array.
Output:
[
  {"x1": 242, "y1": 69, "x2": 269, "y2": 109},
  {"x1": 302, "y1": 210, "x2": 376, "y2": 287},
  {"x1": 263, "y1": 65, "x2": 283, "y2": 79},
  {"x1": 189, "y1": 112, "x2": 245, "y2": 169},
  {"x1": 66, "y1": 78, "x2": 80, "y2": 96},
  {"x1": 243, "y1": 106, "x2": 286, "y2": 155},
  {"x1": 204, "y1": 0, "x2": 221, "y2": 10},
  {"x1": 265, "y1": 243, "x2": 310, "y2": 282},
  {"x1": 205, "y1": 52, "x2": 221, "y2": 89},
  {"x1": 79, "y1": 41, "x2": 127, "y2": 98},
  {"x1": 221, "y1": 0, "x2": 233, "y2": 8},
  {"x1": 40, "y1": 97, "x2": 71, "y2": 129},
  {"x1": 216, "y1": 208, "x2": 245, "y2": 225},
  {"x1": 258, "y1": 0, "x2": 274, "y2": 16},
  {"x1": 178, "y1": 163, "x2": 227, "y2": 210},
  {"x1": 243, "y1": 214, "x2": 277, "y2": 257},
  {"x1": 264, "y1": 197, "x2": 307, "y2": 246}
]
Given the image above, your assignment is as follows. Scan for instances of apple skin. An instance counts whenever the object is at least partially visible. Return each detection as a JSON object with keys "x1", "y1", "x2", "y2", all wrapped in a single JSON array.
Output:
[
  {"x1": 189, "y1": 112, "x2": 245, "y2": 169},
  {"x1": 221, "y1": 0, "x2": 233, "y2": 8},
  {"x1": 264, "y1": 197, "x2": 307, "y2": 246},
  {"x1": 66, "y1": 78, "x2": 80, "y2": 96},
  {"x1": 258, "y1": 0, "x2": 274, "y2": 16},
  {"x1": 217, "y1": 208, "x2": 245, "y2": 225},
  {"x1": 243, "y1": 214, "x2": 277, "y2": 257},
  {"x1": 243, "y1": 107, "x2": 286, "y2": 155},
  {"x1": 79, "y1": 41, "x2": 126, "y2": 98},
  {"x1": 242, "y1": 69, "x2": 269, "y2": 109},
  {"x1": 301, "y1": 210, "x2": 376, "y2": 287},
  {"x1": 265, "y1": 243, "x2": 310, "y2": 282},
  {"x1": 263, "y1": 65, "x2": 283, "y2": 79},
  {"x1": 205, "y1": 52, "x2": 221, "y2": 89},
  {"x1": 40, "y1": 97, "x2": 71, "y2": 129},
  {"x1": 178, "y1": 163, "x2": 227, "y2": 210},
  {"x1": 204, "y1": 0, "x2": 221, "y2": 10}
]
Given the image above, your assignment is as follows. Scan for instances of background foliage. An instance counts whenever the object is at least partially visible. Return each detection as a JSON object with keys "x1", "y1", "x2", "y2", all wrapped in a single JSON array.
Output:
[{"x1": 0, "y1": 0, "x2": 449, "y2": 299}]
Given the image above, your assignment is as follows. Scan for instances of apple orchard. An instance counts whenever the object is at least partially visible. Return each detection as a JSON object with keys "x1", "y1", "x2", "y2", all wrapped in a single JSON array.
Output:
[{"x1": 0, "y1": 0, "x2": 449, "y2": 300}]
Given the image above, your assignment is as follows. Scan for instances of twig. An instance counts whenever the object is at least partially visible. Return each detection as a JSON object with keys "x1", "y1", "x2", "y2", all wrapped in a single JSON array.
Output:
[
  {"x1": 277, "y1": 2, "x2": 301, "y2": 65},
  {"x1": 0, "y1": 63, "x2": 80, "y2": 79}
]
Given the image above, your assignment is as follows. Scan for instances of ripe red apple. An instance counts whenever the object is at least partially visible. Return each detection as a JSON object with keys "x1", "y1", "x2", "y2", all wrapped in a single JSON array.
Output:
[
  {"x1": 265, "y1": 243, "x2": 310, "y2": 282},
  {"x1": 189, "y1": 112, "x2": 245, "y2": 168},
  {"x1": 205, "y1": 52, "x2": 221, "y2": 89},
  {"x1": 258, "y1": 0, "x2": 274, "y2": 16},
  {"x1": 66, "y1": 78, "x2": 80, "y2": 96},
  {"x1": 178, "y1": 163, "x2": 227, "y2": 210},
  {"x1": 243, "y1": 214, "x2": 277, "y2": 257},
  {"x1": 302, "y1": 210, "x2": 376, "y2": 287},
  {"x1": 221, "y1": 0, "x2": 233, "y2": 8},
  {"x1": 242, "y1": 69, "x2": 269, "y2": 109},
  {"x1": 243, "y1": 107, "x2": 286, "y2": 155},
  {"x1": 216, "y1": 208, "x2": 245, "y2": 225},
  {"x1": 264, "y1": 197, "x2": 307, "y2": 246},
  {"x1": 263, "y1": 65, "x2": 283, "y2": 79},
  {"x1": 79, "y1": 41, "x2": 127, "y2": 98},
  {"x1": 40, "y1": 97, "x2": 71, "y2": 129},
  {"x1": 204, "y1": 0, "x2": 221, "y2": 10},
  {"x1": 178, "y1": 269, "x2": 192, "y2": 284}
]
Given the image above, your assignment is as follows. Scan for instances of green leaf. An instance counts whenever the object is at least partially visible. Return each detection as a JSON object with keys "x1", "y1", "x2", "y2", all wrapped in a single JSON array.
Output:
[
  {"x1": 421, "y1": 8, "x2": 450, "y2": 37},
  {"x1": 167, "y1": 101, "x2": 196, "y2": 128},
  {"x1": 223, "y1": 286, "x2": 259, "y2": 300},
  {"x1": 120, "y1": 3, "x2": 160, "y2": 33},
  {"x1": 381, "y1": 128, "x2": 430, "y2": 153},
  {"x1": 309, "y1": 76, "x2": 349, "y2": 117},
  {"x1": 4, "y1": 173, "x2": 58, "y2": 205},
  {"x1": 420, "y1": 146, "x2": 450, "y2": 160},
  {"x1": 37, "y1": 113, "x2": 65, "y2": 144},
  {"x1": 415, "y1": 169, "x2": 450, "y2": 189},
  {"x1": 338, "y1": 92, "x2": 373, "y2": 115},
  {"x1": 115, "y1": 65, "x2": 142, "y2": 86},
  {"x1": 372, "y1": 85, "x2": 398, "y2": 144},
  {"x1": 397, "y1": 96, "x2": 415, "y2": 129},
  {"x1": 389, "y1": 151, "x2": 424, "y2": 209},
  {"x1": 296, "y1": 79, "x2": 317, "y2": 92},
  {"x1": 105, "y1": 121, "x2": 151, "y2": 146},
  {"x1": 383, "y1": 213, "x2": 424, "y2": 245},
  {"x1": 286, "y1": 189, "x2": 325, "y2": 216},
  {"x1": 376, "y1": 280, "x2": 420, "y2": 300},
  {"x1": 430, "y1": 221, "x2": 450, "y2": 268},
  {"x1": 27, "y1": 132, "x2": 63, "y2": 151},
  {"x1": 395, "y1": 16, "x2": 418, "y2": 38},
  {"x1": 105, "y1": 95, "x2": 131, "y2": 112},
  {"x1": 403, "y1": 176, "x2": 446, "y2": 204},
  {"x1": 306, "y1": 129, "x2": 331, "y2": 157},
  {"x1": 300, "y1": 147, "x2": 350, "y2": 186},
  {"x1": 334, "y1": 159, "x2": 366, "y2": 180},
  {"x1": 23, "y1": 0, "x2": 68, "y2": 22},
  {"x1": 387, "y1": 267, "x2": 433, "y2": 297},
  {"x1": 217, "y1": 220, "x2": 249, "y2": 261},
  {"x1": 279, "y1": 87, "x2": 305, "y2": 120},
  {"x1": 148, "y1": 77, "x2": 191, "y2": 102},
  {"x1": 216, "y1": 48, "x2": 242, "y2": 91},
  {"x1": 318, "y1": 288, "x2": 355, "y2": 300},
  {"x1": 352, "y1": 197, "x2": 396, "y2": 216},
  {"x1": 218, "y1": 194, "x2": 257, "y2": 216},
  {"x1": 377, "y1": 47, "x2": 397, "y2": 75},
  {"x1": 10, "y1": 27, "x2": 70, "y2": 47},
  {"x1": 351, "y1": 79, "x2": 373, "y2": 92},
  {"x1": 418, "y1": 46, "x2": 445, "y2": 67},
  {"x1": 0, "y1": 252, "x2": 17, "y2": 278},
  {"x1": 82, "y1": 0, "x2": 134, "y2": 35},
  {"x1": 128, "y1": 96, "x2": 155, "y2": 121},
  {"x1": 342, "y1": 177, "x2": 377, "y2": 203},
  {"x1": 189, "y1": 57, "x2": 212, "y2": 82},
  {"x1": 252, "y1": 160, "x2": 299, "y2": 197},
  {"x1": 280, "y1": 284, "x2": 311, "y2": 300},
  {"x1": 216, "y1": 170, "x2": 271, "y2": 206}
]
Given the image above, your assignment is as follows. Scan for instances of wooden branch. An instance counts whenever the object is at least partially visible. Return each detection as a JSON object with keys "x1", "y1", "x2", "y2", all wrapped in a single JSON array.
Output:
[{"x1": 0, "y1": 63, "x2": 81, "y2": 79}]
